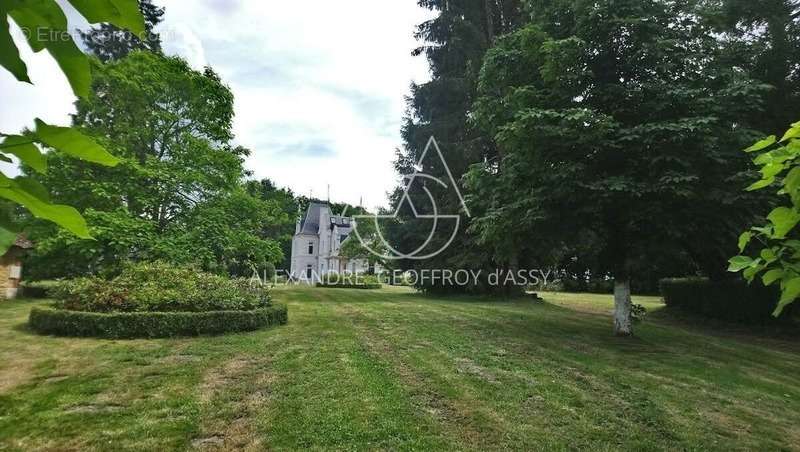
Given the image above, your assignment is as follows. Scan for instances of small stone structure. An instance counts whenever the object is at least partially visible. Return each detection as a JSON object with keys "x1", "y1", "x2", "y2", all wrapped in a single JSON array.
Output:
[{"x1": 0, "y1": 236, "x2": 33, "y2": 299}]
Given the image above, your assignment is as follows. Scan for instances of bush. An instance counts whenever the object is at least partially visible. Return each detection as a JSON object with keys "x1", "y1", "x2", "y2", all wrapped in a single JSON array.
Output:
[
  {"x1": 21, "y1": 280, "x2": 61, "y2": 298},
  {"x1": 52, "y1": 261, "x2": 271, "y2": 313},
  {"x1": 659, "y1": 278, "x2": 795, "y2": 324},
  {"x1": 29, "y1": 304, "x2": 288, "y2": 339}
]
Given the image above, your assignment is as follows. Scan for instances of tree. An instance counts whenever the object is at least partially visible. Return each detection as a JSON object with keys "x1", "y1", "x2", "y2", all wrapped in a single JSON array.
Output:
[
  {"x1": 730, "y1": 120, "x2": 800, "y2": 315},
  {"x1": 80, "y1": 0, "x2": 164, "y2": 62},
  {"x1": 0, "y1": 0, "x2": 145, "y2": 253},
  {"x1": 390, "y1": 0, "x2": 525, "y2": 294},
  {"x1": 162, "y1": 190, "x2": 284, "y2": 277},
  {"x1": 24, "y1": 51, "x2": 284, "y2": 277},
  {"x1": 468, "y1": 0, "x2": 768, "y2": 335},
  {"x1": 244, "y1": 179, "x2": 299, "y2": 271},
  {"x1": 339, "y1": 211, "x2": 392, "y2": 271},
  {"x1": 708, "y1": 0, "x2": 800, "y2": 136}
]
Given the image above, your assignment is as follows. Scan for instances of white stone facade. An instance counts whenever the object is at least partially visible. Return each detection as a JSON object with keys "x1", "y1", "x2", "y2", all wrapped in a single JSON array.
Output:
[{"x1": 290, "y1": 202, "x2": 372, "y2": 283}]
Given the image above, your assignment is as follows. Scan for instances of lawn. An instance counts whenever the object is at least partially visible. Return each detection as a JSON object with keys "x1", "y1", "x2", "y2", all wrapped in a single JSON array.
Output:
[{"x1": 1, "y1": 286, "x2": 799, "y2": 451}]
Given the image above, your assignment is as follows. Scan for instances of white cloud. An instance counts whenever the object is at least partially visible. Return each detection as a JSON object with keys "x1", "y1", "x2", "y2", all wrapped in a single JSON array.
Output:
[{"x1": 156, "y1": 0, "x2": 433, "y2": 209}]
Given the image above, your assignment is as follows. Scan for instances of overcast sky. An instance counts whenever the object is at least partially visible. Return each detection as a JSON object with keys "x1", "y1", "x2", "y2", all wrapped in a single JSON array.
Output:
[{"x1": 0, "y1": 0, "x2": 433, "y2": 210}]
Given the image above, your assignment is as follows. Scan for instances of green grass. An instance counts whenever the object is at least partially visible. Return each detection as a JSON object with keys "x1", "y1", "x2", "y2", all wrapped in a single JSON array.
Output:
[{"x1": 1, "y1": 287, "x2": 799, "y2": 451}]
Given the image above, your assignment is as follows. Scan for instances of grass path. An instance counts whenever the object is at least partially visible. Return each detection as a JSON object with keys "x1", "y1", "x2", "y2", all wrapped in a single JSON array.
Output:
[{"x1": 1, "y1": 286, "x2": 799, "y2": 450}]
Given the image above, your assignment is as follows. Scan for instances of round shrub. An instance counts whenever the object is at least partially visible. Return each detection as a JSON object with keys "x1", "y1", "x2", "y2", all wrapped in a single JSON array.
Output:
[
  {"x1": 52, "y1": 262, "x2": 271, "y2": 313},
  {"x1": 31, "y1": 262, "x2": 286, "y2": 338},
  {"x1": 29, "y1": 304, "x2": 288, "y2": 339}
]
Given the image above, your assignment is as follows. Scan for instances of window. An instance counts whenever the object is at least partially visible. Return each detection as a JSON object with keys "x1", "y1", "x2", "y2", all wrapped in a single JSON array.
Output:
[
  {"x1": 308, "y1": 242, "x2": 314, "y2": 254},
  {"x1": 306, "y1": 265, "x2": 313, "y2": 279}
]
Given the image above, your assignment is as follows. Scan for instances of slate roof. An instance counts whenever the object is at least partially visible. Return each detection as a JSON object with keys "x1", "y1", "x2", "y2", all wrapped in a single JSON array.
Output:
[{"x1": 299, "y1": 202, "x2": 326, "y2": 235}]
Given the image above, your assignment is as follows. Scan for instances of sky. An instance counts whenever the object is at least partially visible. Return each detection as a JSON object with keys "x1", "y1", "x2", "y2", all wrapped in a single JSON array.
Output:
[{"x1": 0, "y1": 0, "x2": 434, "y2": 211}]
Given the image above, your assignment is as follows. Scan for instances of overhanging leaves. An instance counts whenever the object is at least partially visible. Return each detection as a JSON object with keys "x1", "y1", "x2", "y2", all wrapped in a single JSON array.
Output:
[
  {"x1": 0, "y1": 174, "x2": 90, "y2": 239},
  {"x1": 767, "y1": 207, "x2": 800, "y2": 239},
  {"x1": 0, "y1": 226, "x2": 16, "y2": 256},
  {"x1": 0, "y1": 135, "x2": 47, "y2": 173},
  {"x1": 0, "y1": 10, "x2": 30, "y2": 83},
  {"x1": 66, "y1": 0, "x2": 146, "y2": 35},
  {"x1": 34, "y1": 119, "x2": 119, "y2": 166}
]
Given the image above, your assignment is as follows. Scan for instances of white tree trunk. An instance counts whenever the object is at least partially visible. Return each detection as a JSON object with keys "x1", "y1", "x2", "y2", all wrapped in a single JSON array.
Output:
[{"x1": 613, "y1": 279, "x2": 633, "y2": 337}]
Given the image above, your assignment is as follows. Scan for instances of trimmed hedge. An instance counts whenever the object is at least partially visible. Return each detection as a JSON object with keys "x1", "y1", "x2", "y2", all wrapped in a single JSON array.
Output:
[
  {"x1": 659, "y1": 278, "x2": 794, "y2": 324},
  {"x1": 29, "y1": 304, "x2": 288, "y2": 339},
  {"x1": 316, "y1": 283, "x2": 382, "y2": 289}
]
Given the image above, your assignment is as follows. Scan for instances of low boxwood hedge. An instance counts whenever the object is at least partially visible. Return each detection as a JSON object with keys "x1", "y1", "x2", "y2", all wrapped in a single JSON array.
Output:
[
  {"x1": 316, "y1": 283, "x2": 382, "y2": 289},
  {"x1": 29, "y1": 304, "x2": 288, "y2": 339},
  {"x1": 659, "y1": 277, "x2": 794, "y2": 324}
]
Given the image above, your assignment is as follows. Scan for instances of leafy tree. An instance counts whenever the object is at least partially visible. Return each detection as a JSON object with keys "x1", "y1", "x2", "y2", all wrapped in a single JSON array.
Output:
[
  {"x1": 162, "y1": 190, "x2": 284, "y2": 277},
  {"x1": 245, "y1": 179, "x2": 299, "y2": 271},
  {"x1": 730, "y1": 121, "x2": 800, "y2": 315},
  {"x1": 24, "y1": 51, "x2": 284, "y2": 277},
  {"x1": 468, "y1": 0, "x2": 768, "y2": 335},
  {"x1": 339, "y1": 211, "x2": 392, "y2": 271},
  {"x1": 390, "y1": 0, "x2": 525, "y2": 294},
  {"x1": 0, "y1": 0, "x2": 145, "y2": 253},
  {"x1": 707, "y1": 0, "x2": 800, "y2": 135},
  {"x1": 80, "y1": 0, "x2": 164, "y2": 62},
  {"x1": 36, "y1": 52, "x2": 241, "y2": 228}
]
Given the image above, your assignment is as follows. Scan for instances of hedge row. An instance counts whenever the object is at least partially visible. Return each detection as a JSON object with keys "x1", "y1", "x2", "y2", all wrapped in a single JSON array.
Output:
[
  {"x1": 316, "y1": 283, "x2": 382, "y2": 290},
  {"x1": 29, "y1": 304, "x2": 288, "y2": 339},
  {"x1": 659, "y1": 278, "x2": 794, "y2": 324}
]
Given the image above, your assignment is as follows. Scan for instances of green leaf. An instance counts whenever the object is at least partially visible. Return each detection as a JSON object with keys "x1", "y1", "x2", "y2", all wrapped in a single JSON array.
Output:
[
  {"x1": 760, "y1": 248, "x2": 778, "y2": 263},
  {"x1": 14, "y1": 176, "x2": 50, "y2": 203},
  {"x1": 775, "y1": 276, "x2": 800, "y2": 316},
  {"x1": 0, "y1": 177, "x2": 90, "y2": 239},
  {"x1": 745, "y1": 135, "x2": 776, "y2": 152},
  {"x1": 45, "y1": 37, "x2": 91, "y2": 99},
  {"x1": 784, "y1": 167, "x2": 800, "y2": 194},
  {"x1": 67, "y1": 0, "x2": 146, "y2": 35},
  {"x1": 728, "y1": 255, "x2": 754, "y2": 272},
  {"x1": 780, "y1": 126, "x2": 800, "y2": 143},
  {"x1": 746, "y1": 177, "x2": 775, "y2": 191},
  {"x1": 0, "y1": 135, "x2": 47, "y2": 173},
  {"x1": 743, "y1": 265, "x2": 762, "y2": 282},
  {"x1": 34, "y1": 119, "x2": 119, "y2": 166},
  {"x1": 762, "y1": 269, "x2": 783, "y2": 286},
  {"x1": 761, "y1": 163, "x2": 785, "y2": 179},
  {"x1": 767, "y1": 207, "x2": 800, "y2": 239},
  {"x1": 8, "y1": 0, "x2": 91, "y2": 98},
  {"x1": 738, "y1": 231, "x2": 752, "y2": 253},
  {"x1": 0, "y1": 226, "x2": 16, "y2": 256},
  {"x1": 0, "y1": 9, "x2": 31, "y2": 83}
]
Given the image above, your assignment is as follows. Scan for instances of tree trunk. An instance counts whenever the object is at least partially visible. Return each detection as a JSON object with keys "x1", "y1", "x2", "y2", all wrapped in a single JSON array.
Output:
[
  {"x1": 613, "y1": 278, "x2": 633, "y2": 337},
  {"x1": 484, "y1": 0, "x2": 495, "y2": 43}
]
